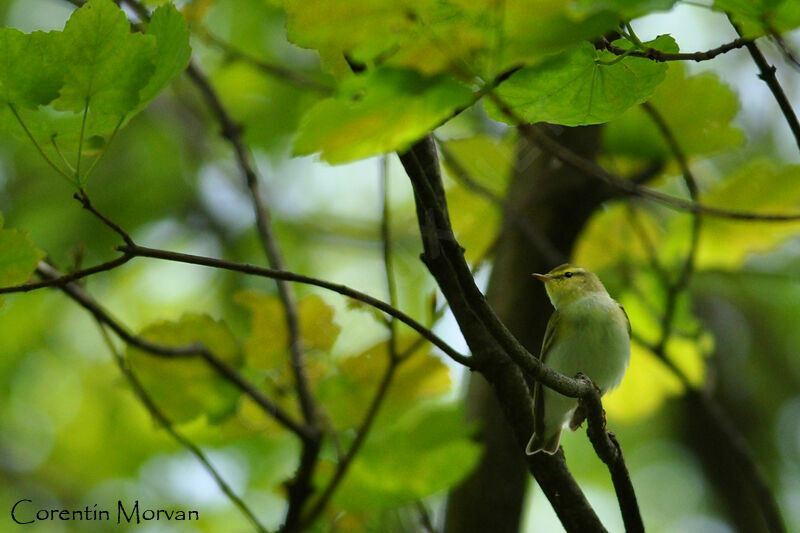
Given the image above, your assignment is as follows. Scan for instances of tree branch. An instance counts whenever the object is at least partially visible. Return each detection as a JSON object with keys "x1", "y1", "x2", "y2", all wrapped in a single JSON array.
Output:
[
  {"x1": 299, "y1": 358, "x2": 399, "y2": 530},
  {"x1": 119, "y1": 242, "x2": 473, "y2": 369},
  {"x1": 489, "y1": 94, "x2": 800, "y2": 221},
  {"x1": 399, "y1": 136, "x2": 643, "y2": 532},
  {"x1": 436, "y1": 138, "x2": 566, "y2": 266},
  {"x1": 604, "y1": 37, "x2": 750, "y2": 62},
  {"x1": 0, "y1": 253, "x2": 131, "y2": 294},
  {"x1": 641, "y1": 101, "x2": 786, "y2": 533},
  {"x1": 35, "y1": 262, "x2": 311, "y2": 441},
  {"x1": 95, "y1": 324, "x2": 268, "y2": 533},
  {"x1": 730, "y1": 18, "x2": 800, "y2": 153},
  {"x1": 194, "y1": 27, "x2": 333, "y2": 94}
]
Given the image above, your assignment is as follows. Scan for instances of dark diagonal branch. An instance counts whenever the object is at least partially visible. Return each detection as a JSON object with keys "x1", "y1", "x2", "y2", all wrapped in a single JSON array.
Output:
[
  {"x1": 36, "y1": 262, "x2": 311, "y2": 440},
  {"x1": 730, "y1": 19, "x2": 800, "y2": 153},
  {"x1": 399, "y1": 137, "x2": 643, "y2": 532},
  {"x1": 95, "y1": 325, "x2": 268, "y2": 533},
  {"x1": 604, "y1": 37, "x2": 750, "y2": 62},
  {"x1": 120, "y1": 243, "x2": 473, "y2": 369},
  {"x1": 67, "y1": 185, "x2": 471, "y2": 368},
  {"x1": 578, "y1": 374, "x2": 643, "y2": 533}
]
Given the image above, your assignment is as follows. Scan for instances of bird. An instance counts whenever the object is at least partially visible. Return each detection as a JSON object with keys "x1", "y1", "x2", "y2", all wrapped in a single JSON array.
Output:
[{"x1": 526, "y1": 264, "x2": 631, "y2": 455}]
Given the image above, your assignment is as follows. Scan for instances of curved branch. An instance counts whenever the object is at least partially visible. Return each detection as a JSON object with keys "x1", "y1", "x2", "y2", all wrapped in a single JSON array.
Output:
[
  {"x1": 119, "y1": 243, "x2": 474, "y2": 369},
  {"x1": 399, "y1": 136, "x2": 642, "y2": 532},
  {"x1": 36, "y1": 262, "x2": 312, "y2": 441},
  {"x1": 730, "y1": 18, "x2": 800, "y2": 153},
  {"x1": 604, "y1": 37, "x2": 750, "y2": 62},
  {"x1": 0, "y1": 253, "x2": 131, "y2": 294},
  {"x1": 642, "y1": 101, "x2": 786, "y2": 533}
]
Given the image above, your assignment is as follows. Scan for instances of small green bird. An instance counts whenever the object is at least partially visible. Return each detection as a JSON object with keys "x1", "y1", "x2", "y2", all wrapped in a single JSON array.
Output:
[{"x1": 526, "y1": 264, "x2": 631, "y2": 455}]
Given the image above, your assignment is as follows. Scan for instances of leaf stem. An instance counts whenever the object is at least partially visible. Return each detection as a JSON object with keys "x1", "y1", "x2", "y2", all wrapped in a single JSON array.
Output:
[
  {"x1": 83, "y1": 115, "x2": 124, "y2": 180},
  {"x1": 75, "y1": 97, "x2": 90, "y2": 184},
  {"x1": 8, "y1": 104, "x2": 74, "y2": 184}
]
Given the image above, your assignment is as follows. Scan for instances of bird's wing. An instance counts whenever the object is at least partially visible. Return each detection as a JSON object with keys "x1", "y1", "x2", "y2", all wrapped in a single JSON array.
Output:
[
  {"x1": 616, "y1": 301, "x2": 631, "y2": 336},
  {"x1": 533, "y1": 310, "x2": 561, "y2": 439}
]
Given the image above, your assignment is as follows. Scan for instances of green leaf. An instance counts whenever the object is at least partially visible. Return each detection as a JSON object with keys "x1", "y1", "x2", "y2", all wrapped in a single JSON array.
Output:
[
  {"x1": 294, "y1": 68, "x2": 473, "y2": 163},
  {"x1": 317, "y1": 338, "x2": 451, "y2": 430},
  {"x1": 137, "y1": 3, "x2": 191, "y2": 109},
  {"x1": 573, "y1": 203, "x2": 663, "y2": 273},
  {"x1": 0, "y1": 217, "x2": 44, "y2": 287},
  {"x1": 442, "y1": 135, "x2": 514, "y2": 262},
  {"x1": 0, "y1": 29, "x2": 65, "y2": 109},
  {"x1": 235, "y1": 290, "x2": 341, "y2": 370},
  {"x1": 487, "y1": 36, "x2": 677, "y2": 127},
  {"x1": 714, "y1": 0, "x2": 800, "y2": 36},
  {"x1": 55, "y1": 0, "x2": 156, "y2": 117},
  {"x1": 603, "y1": 63, "x2": 743, "y2": 160},
  {"x1": 285, "y1": 0, "x2": 653, "y2": 78},
  {"x1": 605, "y1": 272, "x2": 710, "y2": 422},
  {"x1": 330, "y1": 405, "x2": 481, "y2": 510},
  {"x1": 686, "y1": 159, "x2": 800, "y2": 269},
  {"x1": 127, "y1": 314, "x2": 242, "y2": 424}
]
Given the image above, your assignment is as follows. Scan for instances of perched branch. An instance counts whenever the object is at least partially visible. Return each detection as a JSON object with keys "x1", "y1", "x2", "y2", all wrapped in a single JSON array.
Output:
[
  {"x1": 399, "y1": 136, "x2": 642, "y2": 532},
  {"x1": 95, "y1": 325, "x2": 268, "y2": 533},
  {"x1": 577, "y1": 374, "x2": 642, "y2": 533},
  {"x1": 604, "y1": 37, "x2": 750, "y2": 62},
  {"x1": 36, "y1": 262, "x2": 311, "y2": 441}
]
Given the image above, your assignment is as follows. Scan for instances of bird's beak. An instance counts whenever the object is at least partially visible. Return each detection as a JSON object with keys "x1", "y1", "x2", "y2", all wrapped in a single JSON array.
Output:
[{"x1": 531, "y1": 273, "x2": 551, "y2": 282}]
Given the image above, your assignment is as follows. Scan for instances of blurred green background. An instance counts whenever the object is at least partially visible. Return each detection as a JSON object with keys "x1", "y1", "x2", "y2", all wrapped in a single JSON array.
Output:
[{"x1": 1, "y1": 1, "x2": 800, "y2": 532}]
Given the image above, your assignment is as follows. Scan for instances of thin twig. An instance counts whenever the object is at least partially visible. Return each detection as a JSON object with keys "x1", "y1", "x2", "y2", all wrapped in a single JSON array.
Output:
[
  {"x1": 604, "y1": 37, "x2": 750, "y2": 62},
  {"x1": 119, "y1": 243, "x2": 474, "y2": 369},
  {"x1": 195, "y1": 27, "x2": 332, "y2": 94},
  {"x1": 0, "y1": 253, "x2": 132, "y2": 294},
  {"x1": 769, "y1": 29, "x2": 800, "y2": 71},
  {"x1": 436, "y1": 138, "x2": 565, "y2": 266},
  {"x1": 299, "y1": 358, "x2": 399, "y2": 529},
  {"x1": 643, "y1": 99, "x2": 786, "y2": 533},
  {"x1": 95, "y1": 325, "x2": 269, "y2": 533},
  {"x1": 731, "y1": 18, "x2": 800, "y2": 153},
  {"x1": 489, "y1": 94, "x2": 800, "y2": 222},
  {"x1": 36, "y1": 262, "x2": 311, "y2": 440}
]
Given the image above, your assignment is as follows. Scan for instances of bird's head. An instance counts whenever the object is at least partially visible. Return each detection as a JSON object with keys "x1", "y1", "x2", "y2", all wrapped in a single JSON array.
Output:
[{"x1": 531, "y1": 264, "x2": 607, "y2": 309}]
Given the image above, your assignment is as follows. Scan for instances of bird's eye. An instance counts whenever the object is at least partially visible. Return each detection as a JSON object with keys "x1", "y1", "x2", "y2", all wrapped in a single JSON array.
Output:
[{"x1": 564, "y1": 272, "x2": 573, "y2": 278}]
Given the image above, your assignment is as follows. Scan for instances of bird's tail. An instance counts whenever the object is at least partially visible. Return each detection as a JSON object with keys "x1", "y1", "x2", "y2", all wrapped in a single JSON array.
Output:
[{"x1": 526, "y1": 429, "x2": 562, "y2": 455}]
